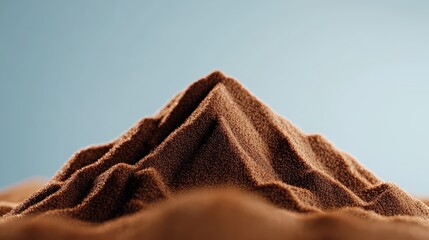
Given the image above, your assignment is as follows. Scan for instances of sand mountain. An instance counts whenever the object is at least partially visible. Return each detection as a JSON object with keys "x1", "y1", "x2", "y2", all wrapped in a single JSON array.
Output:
[{"x1": 4, "y1": 71, "x2": 429, "y2": 222}]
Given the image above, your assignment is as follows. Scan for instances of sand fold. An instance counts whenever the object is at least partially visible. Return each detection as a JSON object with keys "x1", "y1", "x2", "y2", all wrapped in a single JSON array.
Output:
[{"x1": 1, "y1": 71, "x2": 428, "y2": 239}]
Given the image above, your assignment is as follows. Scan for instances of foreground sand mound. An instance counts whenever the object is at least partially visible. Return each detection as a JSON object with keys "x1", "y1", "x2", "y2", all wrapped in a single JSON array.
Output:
[
  {"x1": 1, "y1": 71, "x2": 428, "y2": 239},
  {"x1": 1, "y1": 189, "x2": 429, "y2": 240}
]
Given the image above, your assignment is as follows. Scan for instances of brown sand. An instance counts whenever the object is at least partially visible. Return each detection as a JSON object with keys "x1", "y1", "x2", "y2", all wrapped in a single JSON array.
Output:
[{"x1": 1, "y1": 71, "x2": 428, "y2": 239}]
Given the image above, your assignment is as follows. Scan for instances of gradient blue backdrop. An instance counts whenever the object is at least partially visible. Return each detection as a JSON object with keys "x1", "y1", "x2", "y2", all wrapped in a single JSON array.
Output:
[{"x1": 1, "y1": 1, "x2": 428, "y2": 195}]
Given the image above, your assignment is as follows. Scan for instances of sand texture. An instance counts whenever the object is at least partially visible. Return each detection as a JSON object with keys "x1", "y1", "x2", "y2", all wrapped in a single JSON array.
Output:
[{"x1": 1, "y1": 71, "x2": 428, "y2": 239}]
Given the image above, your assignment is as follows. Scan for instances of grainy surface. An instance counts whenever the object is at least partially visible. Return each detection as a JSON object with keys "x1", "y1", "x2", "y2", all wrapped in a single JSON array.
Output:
[{"x1": 1, "y1": 72, "x2": 428, "y2": 239}]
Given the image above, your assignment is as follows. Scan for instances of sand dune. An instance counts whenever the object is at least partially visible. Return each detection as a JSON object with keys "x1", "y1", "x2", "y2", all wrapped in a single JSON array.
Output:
[{"x1": 1, "y1": 72, "x2": 428, "y2": 239}]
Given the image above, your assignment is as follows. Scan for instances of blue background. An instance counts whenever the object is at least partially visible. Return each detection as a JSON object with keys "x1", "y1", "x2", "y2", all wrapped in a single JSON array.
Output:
[{"x1": 1, "y1": 1, "x2": 428, "y2": 195}]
